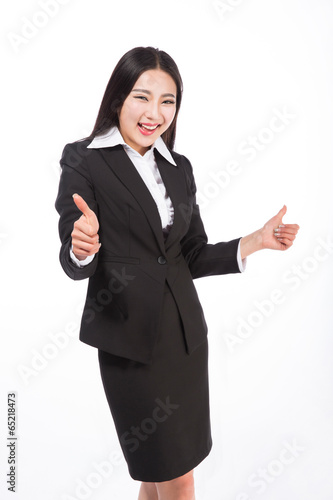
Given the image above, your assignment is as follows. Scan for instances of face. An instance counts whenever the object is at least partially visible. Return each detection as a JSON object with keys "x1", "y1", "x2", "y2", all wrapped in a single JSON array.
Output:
[{"x1": 118, "y1": 69, "x2": 177, "y2": 155}]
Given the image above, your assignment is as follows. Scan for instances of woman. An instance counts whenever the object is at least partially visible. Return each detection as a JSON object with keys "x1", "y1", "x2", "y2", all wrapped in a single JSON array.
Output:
[{"x1": 55, "y1": 46, "x2": 299, "y2": 500}]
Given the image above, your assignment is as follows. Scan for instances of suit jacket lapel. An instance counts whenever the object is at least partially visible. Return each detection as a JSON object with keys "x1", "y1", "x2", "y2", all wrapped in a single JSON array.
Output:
[
  {"x1": 153, "y1": 150, "x2": 185, "y2": 251},
  {"x1": 99, "y1": 146, "x2": 166, "y2": 252}
]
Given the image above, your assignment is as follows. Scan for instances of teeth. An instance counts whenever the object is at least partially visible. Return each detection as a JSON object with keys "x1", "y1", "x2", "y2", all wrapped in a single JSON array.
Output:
[{"x1": 140, "y1": 123, "x2": 159, "y2": 131}]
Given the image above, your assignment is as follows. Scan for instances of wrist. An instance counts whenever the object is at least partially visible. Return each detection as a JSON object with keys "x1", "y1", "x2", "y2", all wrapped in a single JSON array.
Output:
[{"x1": 240, "y1": 228, "x2": 263, "y2": 259}]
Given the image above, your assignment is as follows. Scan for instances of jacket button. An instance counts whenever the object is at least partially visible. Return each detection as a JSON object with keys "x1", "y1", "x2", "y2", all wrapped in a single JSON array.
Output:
[{"x1": 157, "y1": 256, "x2": 167, "y2": 265}]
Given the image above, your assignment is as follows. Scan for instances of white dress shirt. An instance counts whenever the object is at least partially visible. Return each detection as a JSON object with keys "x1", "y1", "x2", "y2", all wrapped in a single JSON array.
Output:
[{"x1": 69, "y1": 126, "x2": 246, "y2": 272}]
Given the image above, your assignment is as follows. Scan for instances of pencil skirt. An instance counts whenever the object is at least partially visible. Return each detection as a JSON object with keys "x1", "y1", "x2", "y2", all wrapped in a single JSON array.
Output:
[{"x1": 97, "y1": 282, "x2": 212, "y2": 482}]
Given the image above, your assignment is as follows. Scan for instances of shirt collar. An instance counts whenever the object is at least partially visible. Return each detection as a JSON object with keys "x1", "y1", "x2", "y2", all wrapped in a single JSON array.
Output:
[{"x1": 87, "y1": 126, "x2": 177, "y2": 166}]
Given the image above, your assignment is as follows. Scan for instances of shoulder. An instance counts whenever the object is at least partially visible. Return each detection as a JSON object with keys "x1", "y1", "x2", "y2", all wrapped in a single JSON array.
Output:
[
  {"x1": 169, "y1": 150, "x2": 197, "y2": 196},
  {"x1": 170, "y1": 150, "x2": 194, "y2": 173},
  {"x1": 170, "y1": 150, "x2": 195, "y2": 185},
  {"x1": 59, "y1": 139, "x2": 100, "y2": 186},
  {"x1": 60, "y1": 139, "x2": 94, "y2": 168}
]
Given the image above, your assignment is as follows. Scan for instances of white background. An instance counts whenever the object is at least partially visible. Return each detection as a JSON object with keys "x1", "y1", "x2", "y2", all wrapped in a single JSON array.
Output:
[{"x1": 1, "y1": 0, "x2": 333, "y2": 499}]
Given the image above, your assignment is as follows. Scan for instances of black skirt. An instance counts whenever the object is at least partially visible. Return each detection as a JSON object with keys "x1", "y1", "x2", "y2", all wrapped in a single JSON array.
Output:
[{"x1": 98, "y1": 282, "x2": 212, "y2": 482}]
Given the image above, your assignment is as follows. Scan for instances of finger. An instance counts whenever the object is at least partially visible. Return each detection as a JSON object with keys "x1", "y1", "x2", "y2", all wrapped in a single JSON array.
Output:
[
  {"x1": 276, "y1": 237, "x2": 295, "y2": 248},
  {"x1": 72, "y1": 226, "x2": 99, "y2": 244},
  {"x1": 276, "y1": 204, "x2": 287, "y2": 220},
  {"x1": 274, "y1": 227, "x2": 299, "y2": 237},
  {"x1": 72, "y1": 194, "x2": 97, "y2": 223},
  {"x1": 72, "y1": 240, "x2": 101, "y2": 256},
  {"x1": 73, "y1": 217, "x2": 99, "y2": 238},
  {"x1": 275, "y1": 223, "x2": 300, "y2": 231},
  {"x1": 72, "y1": 244, "x2": 100, "y2": 256},
  {"x1": 275, "y1": 234, "x2": 296, "y2": 244}
]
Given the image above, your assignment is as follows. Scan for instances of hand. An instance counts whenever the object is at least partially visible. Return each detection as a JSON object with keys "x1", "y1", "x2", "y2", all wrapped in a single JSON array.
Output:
[
  {"x1": 261, "y1": 205, "x2": 300, "y2": 251},
  {"x1": 71, "y1": 194, "x2": 101, "y2": 261},
  {"x1": 240, "y1": 205, "x2": 300, "y2": 259}
]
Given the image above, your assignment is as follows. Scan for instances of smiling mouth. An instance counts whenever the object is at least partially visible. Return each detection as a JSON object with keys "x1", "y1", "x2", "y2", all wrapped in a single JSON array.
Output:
[{"x1": 138, "y1": 123, "x2": 160, "y2": 131}]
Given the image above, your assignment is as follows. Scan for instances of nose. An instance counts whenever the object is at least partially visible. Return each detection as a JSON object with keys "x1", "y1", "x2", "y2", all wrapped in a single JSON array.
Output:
[{"x1": 144, "y1": 99, "x2": 162, "y2": 122}]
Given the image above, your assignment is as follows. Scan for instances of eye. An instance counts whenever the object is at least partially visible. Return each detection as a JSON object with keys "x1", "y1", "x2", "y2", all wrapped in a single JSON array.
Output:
[
  {"x1": 163, "y1": 100, "x2": 176, "y2": 105},
  {"x1": 134, "y1": 95, "x2": 148, "y2": 101}
]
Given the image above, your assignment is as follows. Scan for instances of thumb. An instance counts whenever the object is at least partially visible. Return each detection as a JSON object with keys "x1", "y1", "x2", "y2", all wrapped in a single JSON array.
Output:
[
  {"x1": 72, "y1": 193, "x2": 98, "y2": 227},
  {"x1": 277, "y1": 204, "x2": 287, "y2": 221}
]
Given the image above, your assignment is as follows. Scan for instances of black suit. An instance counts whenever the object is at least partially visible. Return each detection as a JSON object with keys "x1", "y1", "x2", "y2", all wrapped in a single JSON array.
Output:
[{"x1": 55, "y1": 140, "x2": 241, "y2": 364}]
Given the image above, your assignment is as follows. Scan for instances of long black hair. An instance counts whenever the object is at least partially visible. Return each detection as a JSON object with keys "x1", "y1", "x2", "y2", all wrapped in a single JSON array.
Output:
[{"x1": 84, "y1": 46, "x2": 183, "y2": 151}]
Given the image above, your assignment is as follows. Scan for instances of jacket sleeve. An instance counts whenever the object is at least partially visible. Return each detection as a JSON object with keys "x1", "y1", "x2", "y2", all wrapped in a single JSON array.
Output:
[
  {"x1": 179, "y1": 156, "x2": 242, "y2": 279},
  {"x1": 55, "y1": 142, "x2": 99, "y2": 280}
]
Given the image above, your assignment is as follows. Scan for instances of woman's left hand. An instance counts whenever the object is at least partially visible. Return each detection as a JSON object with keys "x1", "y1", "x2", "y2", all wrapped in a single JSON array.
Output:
[
  {"x1": 261, "y1": 205, "x2": 300, "y2": 251},
  {"x1": 240, "y1": 205, "x2": 300, "y2": 259}
]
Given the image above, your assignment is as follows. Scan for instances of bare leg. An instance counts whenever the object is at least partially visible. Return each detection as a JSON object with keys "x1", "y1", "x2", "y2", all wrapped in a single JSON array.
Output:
[
  {"x1": 138, "y1": 482, "x2": 158, "y2": 500},
  {"x1": 155, "y1": 470, "x2": 196, "y2": 500}
]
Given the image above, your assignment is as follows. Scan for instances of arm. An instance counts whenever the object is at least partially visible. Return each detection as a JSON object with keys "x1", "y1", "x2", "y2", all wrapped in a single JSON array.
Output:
[
  {"x1": 55, "y1": 143, "x2": 101, "y2": 280},
  {"x1": 180, "y1": 158, "x2": 299, "y2": 278}
]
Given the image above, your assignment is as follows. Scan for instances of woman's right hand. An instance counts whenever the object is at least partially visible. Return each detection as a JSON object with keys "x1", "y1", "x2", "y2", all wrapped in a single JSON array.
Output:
[{"x1": 71, "y1": 193, "x2": 101, "y2": 261}]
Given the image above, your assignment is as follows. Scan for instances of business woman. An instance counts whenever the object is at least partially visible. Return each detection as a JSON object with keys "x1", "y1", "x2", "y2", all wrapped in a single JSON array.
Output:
[{"x1": 55, "y1": 46, "x2": 299, "y2": 500}]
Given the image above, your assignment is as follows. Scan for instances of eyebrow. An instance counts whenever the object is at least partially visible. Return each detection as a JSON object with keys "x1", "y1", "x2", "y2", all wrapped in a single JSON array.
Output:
[{"x1": 131, "y1": 88, "x2": 176, "y2": 99}]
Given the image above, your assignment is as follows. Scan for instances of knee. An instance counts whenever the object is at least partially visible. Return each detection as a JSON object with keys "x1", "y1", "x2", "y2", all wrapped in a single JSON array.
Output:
[
  {"x1": 138, "y1": 481, "x2": 158, "y2": 500},
  {"x1": 176, "y1": 470, "x2": 194, "y2": 491},
  {"x1": 157, "y1": 470, "x2": 195, "y2": 499}
]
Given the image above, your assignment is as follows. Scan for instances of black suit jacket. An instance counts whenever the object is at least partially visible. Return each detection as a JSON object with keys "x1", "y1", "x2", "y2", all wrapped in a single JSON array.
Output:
[{"x1": 55, "y1": 140, "x2": 241, "y2": 364}]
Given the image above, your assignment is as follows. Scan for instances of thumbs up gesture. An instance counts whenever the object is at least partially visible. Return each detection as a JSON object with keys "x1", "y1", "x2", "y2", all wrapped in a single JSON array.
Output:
[
  {"x1": 71, "y1": 194, "x2": 101, "y2": 261},
  {"x1": 240, "y1": 205, "x2": 300, "y2": 259},
  {"x1": 261, "y1": 205, "x2": 300, "y2": 251}
]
